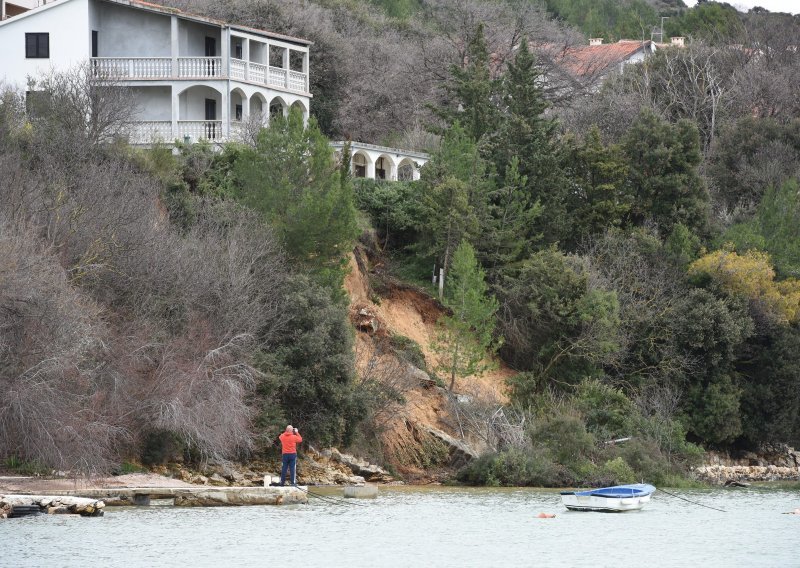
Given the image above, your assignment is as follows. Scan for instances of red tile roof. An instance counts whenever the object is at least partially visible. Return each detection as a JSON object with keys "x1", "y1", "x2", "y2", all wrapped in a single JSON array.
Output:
[{"x1": 538, "y1": 40, "x2": 654, "y2": 78}]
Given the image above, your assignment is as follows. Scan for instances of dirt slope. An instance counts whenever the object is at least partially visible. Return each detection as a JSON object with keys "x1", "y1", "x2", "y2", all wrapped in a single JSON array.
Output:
[{"x1": 344, "y1": 248, "x2": 513, "y2": 479}]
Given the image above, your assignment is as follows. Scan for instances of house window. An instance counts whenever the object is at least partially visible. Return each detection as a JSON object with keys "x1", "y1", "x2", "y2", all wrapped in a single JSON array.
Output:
[
  {"x1": 25, "y1": 33, "x2": 49, "y2": 58},
  {"x1": 235, "y1": 104, "x2": 243, "y2": 121}
]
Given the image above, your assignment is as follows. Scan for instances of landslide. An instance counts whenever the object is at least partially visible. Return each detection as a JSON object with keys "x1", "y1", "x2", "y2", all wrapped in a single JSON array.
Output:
[{"x1": 344, "y1": 242, "x2": 513, "y2": 481}]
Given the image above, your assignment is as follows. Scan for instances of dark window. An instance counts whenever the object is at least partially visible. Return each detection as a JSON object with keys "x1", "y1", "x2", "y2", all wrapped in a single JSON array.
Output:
[
  {"x1": 25, "y1": 33, "x2": 49, "y2": 58},
  {"x1": 92, "y1": 31, "x2": 98, "y2": 58},
  {"x1": 235, "y1": 43, "x2": 243, "y2": 59},
  {"x1": 235, "y1": 104, "x2": 243, "y2": 121}
]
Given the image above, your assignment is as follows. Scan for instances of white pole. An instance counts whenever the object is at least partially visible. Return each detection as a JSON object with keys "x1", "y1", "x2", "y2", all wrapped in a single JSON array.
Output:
[
  {"x1": 432, "y1": 264, "x2": 437, "y2": 285},
  {"x1": 439, "y1": 268, "x2": 444, "y2": 300}
]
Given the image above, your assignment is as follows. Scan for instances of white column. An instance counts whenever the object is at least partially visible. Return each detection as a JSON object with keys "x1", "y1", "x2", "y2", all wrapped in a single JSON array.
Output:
[
  {"x1": 242, "y1": 39, "x2": 250, "y2": 81},
  {"x1": 221, "y1": 90, "x2": 229, "y2": 139},
  {"x1": 366, "y1": 159, "x2": 376, "y2": 180},
  {"x1": 221, "y1": 29, "x2": 230, "y2": 77},
  {"x1": 412, "y1": 166, "x2": 421, "y2": 181},
  {"x1": 302, "y1": 50, "x2": 309, "y2": 92},
  {"x1": 282, "y1": 48, "x2": 289, "y2": 88},
  {"x1": 241, "y1": 93, "x2": 249, "y2": 121},
  {"x1": 171, "y1": 84, "x2": 179, "y2": 141},
  {"x1": 171, "y1": 16, "x2": 178, "y2": 77},
  {"x1": 389, "y1": 159, "x2": 397, "y2": 181}
]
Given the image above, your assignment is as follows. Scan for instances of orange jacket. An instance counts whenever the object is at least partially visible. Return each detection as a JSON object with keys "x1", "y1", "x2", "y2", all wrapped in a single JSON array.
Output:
[{"x1": 279, "y1": 431, "x2": 303, "y2": 454}]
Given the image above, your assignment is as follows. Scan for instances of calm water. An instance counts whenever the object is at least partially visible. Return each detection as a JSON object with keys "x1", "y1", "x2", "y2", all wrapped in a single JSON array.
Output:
[{"x1": 2, "y1": 486, "x2": 798, "y2": 567}]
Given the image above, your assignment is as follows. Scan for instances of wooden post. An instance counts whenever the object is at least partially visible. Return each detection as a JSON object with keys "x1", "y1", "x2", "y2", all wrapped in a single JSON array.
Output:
[{"x1": 439, "y1": 268, "x2": 444, "y2": 300}]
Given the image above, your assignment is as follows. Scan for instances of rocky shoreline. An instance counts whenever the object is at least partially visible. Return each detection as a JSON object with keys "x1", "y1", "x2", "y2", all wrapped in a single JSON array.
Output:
[{"x1": 693, "y1": 445, "x2": 800, "y2": 485}]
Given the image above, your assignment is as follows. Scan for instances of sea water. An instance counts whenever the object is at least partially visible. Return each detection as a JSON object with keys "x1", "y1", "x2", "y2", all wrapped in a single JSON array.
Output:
[{"x1": 2, "y1": 485, "x2": 798, "y2": 567}]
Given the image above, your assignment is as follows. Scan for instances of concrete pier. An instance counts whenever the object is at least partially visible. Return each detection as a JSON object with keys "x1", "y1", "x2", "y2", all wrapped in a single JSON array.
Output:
[{"x1": 16, "y1": 486, "x2": 308, "y2": 507}]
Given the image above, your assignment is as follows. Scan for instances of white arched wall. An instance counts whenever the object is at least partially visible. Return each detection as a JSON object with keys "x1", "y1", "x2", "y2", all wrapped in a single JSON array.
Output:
[
  {"x1": 269, "y1": 95, "x2": 288, "y2": 121},
  {"x1": 330, "y1": 142, "x2": 428, "y2": 181},
  {"x1": 230, "y1": 87, "x2": 248, "y2": 122},
  {"x1": 249, "y1": 93, "x2": 267, "y2": 125},
  {"x1": 375, "y1": 154, "x2": 397, "y2": 181},
  {"x1": 352, "y1": 150, "x2": 374, "y2": 178},
  {"x1": 398, "y1": 158, "x2": 419, "y2": 181},
  {"x1": 290, "y1": 100, "x2": 309, "y2": 123},
  {"x1": 177, "y1": 84, "x2": 223, "y2": 121}
]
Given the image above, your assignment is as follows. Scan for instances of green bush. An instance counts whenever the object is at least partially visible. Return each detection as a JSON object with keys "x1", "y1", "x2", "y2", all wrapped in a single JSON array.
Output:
[
  {"x1": 456, "y1": 448, "x2": 566, "y2": 487},
  {"x1": 389, "y1": 334, "x2": 427, "y2": 371},
  {"x1": 598, "y1": 457, "x2": 636, "y2": 485},
  {"x1": 531, "y1": 411, "x2": 596, "y2": 472}
]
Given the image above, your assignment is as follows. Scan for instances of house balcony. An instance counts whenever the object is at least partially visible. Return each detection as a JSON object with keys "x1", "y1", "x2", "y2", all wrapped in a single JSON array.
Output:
[
  {"x1": 91, "y1": 56, "x2": 309, "y2": 93},
  {"x1": 129, "y1": 120, "x2": 225, "y2": 143}
]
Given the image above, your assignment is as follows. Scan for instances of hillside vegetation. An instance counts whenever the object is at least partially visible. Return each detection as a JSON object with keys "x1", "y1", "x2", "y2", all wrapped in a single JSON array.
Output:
[{"x1": 2, "y1": 1, "x2": 800, "y2": 486}]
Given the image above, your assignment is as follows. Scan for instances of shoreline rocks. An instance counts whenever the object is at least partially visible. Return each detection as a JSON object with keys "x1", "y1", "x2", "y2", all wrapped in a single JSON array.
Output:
[
  {"x1": 0, "y1": 495, "x2": 105, "y2": 518},
  {"x1": 695, "y1": 445, "x2": 800, "y2": 484}
]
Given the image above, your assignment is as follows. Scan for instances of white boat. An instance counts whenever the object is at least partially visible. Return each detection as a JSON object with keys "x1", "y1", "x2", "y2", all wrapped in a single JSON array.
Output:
[{"x1": 560, "y1": 483, "x2": 656, "y2": 512}]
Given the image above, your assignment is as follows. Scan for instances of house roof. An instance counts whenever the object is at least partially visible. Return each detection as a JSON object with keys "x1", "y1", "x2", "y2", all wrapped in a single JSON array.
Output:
[
  {"x1": 0, "y1": 0, "x2": 312, "y2": 46},
  {"x1": 537, "y1": 40, "x2": 655, "y2": 78}
]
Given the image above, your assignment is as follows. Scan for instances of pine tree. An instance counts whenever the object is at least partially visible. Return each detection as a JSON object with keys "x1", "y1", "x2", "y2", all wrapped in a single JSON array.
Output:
[
  {"x1": 432, "y1": 23, "x2": 499, "y2": 142},
  {"x1": 623, "y1": 109, "x2": 709, "y2": 236},
  {"x1": 433, "y1": 241, "x2": 501, "y2": 391},
  {"x1": 233, "y1": 108, "x2": 358, "y2": 271},
  {"x1": 485, "y1": 38, "x2": 568, "y2": 247}
]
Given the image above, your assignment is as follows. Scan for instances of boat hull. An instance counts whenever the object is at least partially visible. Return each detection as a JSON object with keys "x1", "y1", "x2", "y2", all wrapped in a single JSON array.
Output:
[{"x1": 561, "y1": 493, "x2": 651, "y2": 512}]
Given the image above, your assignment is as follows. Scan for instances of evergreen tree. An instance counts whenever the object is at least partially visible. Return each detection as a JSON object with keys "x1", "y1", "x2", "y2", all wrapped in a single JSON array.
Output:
[
  {"x1": 485, "y1": 38, "x2": 568, "y2": 247},
  {"x1": 623, "y1": 110, "x2": 709, "y2": 237},
  {"x1": 432, "y1": 23, "x2": 499, "y2": 142},
  {"x1": 232, "y1": 108, "x2": 358, "y2": 273},
  {"x1": 433, "y1": 241, "x2": 500, "y2": 391},
  {"x1": 560, "y1": 128, "x2": 632, "y2": 251},
  {"x1": 417, "y1": 123, "x2": 487, "y2": 277},
  {"x1": 479, "y1": 158, "x2": 542, "y2": 281}
]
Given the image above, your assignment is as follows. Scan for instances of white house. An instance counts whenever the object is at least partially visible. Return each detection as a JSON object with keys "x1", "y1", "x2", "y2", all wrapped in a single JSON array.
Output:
[
  {"x1": 0, "y1": 0, "x2": 312, "y2": 143},
  {"x1": 330, "y1": 141, "x2": 429, "y2": 182}
]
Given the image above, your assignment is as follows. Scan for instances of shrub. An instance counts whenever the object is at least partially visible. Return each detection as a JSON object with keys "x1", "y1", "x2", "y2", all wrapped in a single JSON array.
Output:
[{"x1": 456, "y1": 448, "x2": 565, "y2": 487}]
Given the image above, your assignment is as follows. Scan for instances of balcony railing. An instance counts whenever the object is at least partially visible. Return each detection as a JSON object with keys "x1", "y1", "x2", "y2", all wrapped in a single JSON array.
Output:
[
  {"x1": 89, "y1": 57, "x2": 309, "y2": 92},
  {"x1": 92, "y1": 57, "x2": 171, "y2": 79},
  {"x1": 177, "y1": 120, "x2": 223, "y2": 141},
  {"x1": 129, "y1": 121, "x2": 173, "y2": 143},
  {"x1": 178, "y1": 57, "x2": 223, "y2": 78},
  {"x1": 127, "y1": 120, "x2": 224, "y2": 144}
]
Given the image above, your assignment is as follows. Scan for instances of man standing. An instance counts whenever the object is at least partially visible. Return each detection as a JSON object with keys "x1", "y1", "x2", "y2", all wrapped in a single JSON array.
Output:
[{"x1": 279, "y1": 424, "x2": 303, "y2": 486}]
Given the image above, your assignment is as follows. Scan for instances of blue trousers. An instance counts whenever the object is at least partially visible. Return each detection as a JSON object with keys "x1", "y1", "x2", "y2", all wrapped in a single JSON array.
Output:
[{"x1": 280, "y1": 453, "x2": 297, "y2": 485}]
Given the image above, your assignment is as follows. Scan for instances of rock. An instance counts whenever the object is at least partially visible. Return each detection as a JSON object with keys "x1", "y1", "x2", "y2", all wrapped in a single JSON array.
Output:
[
  {"x1": 405, "y1": 365, "x2": 435, "y2": 387},
  {"x1": 420, "y1": 425, "x2": 480, "y2": 468},
  {"x1": 208, "y1": 473, "x2": 229, "y2": 486},
  {"x1": 47, "y1": 506, "x2": 71, "y2": 515},
  {"x1": 323, "y1": 449, "x2": 394, "y2": 482},
  {"x1": 190, "y1": 475, "x2": 209, "y2": 485}
]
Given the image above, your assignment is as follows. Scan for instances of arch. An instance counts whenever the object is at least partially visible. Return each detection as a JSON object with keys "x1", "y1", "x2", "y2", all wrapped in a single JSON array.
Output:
[
  {"x1": 290, "y1": 99, "x2": 308, "y2": 121},
  {"x1": 375, "y1": 154, "x2": 397, "y2": 181},
  {"x1": 176, "y1": 85, "x2": 224, "y2": 141},
  {"x1": 249, "y1": 92, "x2": 268, "y2": 125},
  {"x1": 351, "y1": 151, "x2": 372, "y2": 178},
  {"x1": 269, "y1": 96, "x2": 287, "y2": 121},
  {"x1": 230, "y1": 87, "x2": 248, "y2": 122},
  {"x1": 397, "y1": 158, "x2": 417, "y2": 181}
]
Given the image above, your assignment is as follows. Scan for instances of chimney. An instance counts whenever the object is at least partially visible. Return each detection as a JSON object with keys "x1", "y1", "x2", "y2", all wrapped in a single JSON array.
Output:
[
  {"x1": 671, "y1": 36, "x2": 685, "y2": 47},
  {"x1": 589, "y1": 38, "x2": 603, "y2": 46}
]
